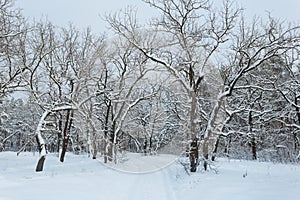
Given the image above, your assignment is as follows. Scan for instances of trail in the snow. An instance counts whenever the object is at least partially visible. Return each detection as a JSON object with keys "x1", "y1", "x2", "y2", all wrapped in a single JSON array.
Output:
[
  {"x1": 125, "y1": 169, "x2": 178, "y2": 200},
  {"x1": 99, "y1": 153, "x2": 178, "y2": 174},
  {"x1": 96, "y1": 153, "x2": 179, "y2": 200}
]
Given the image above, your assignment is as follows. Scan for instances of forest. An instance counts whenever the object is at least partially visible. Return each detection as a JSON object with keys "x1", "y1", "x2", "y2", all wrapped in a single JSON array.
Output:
[{"x1": 1, "y1": 0, "x2": 300, "y2": 173}]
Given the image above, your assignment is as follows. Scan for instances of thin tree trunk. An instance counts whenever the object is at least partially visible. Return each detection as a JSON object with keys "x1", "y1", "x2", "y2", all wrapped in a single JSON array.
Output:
[
  {"x1": 103, "y1": 105, "x2": 109, "y2": 163},
  {"x1": 203, "y1": 91, "x2": 226, "y2": 170},
  {"x1": 224, "y1": 135, "x2": 231, "y2": 156},
  {"x1": 189, "y1": 90, "x2": 198, "y2": 172},
  {"x1": 103, "y1": 67, "x2": 109, "y2": 163},
  {"x1": 92, "y1": 127, "x2": 97, "y2": 159},
  {"x1": 57, "y1": 114, "x2": 63, "y2": 155},
  {"x1": 251, "y1": 134, "x2": 257, "y2": 160},
  {"x1": 108, "y1": 110, "x2": 116, "y2": 162},
  {"x1": 249, "y1": 110, "x2": 257, "y2": 160},
  {"x1": 211, "y1": 136, "x2": 220, "y2": 161},
  {"x1": 103, "y1": 138, "x2": 108, "y2": 163}
]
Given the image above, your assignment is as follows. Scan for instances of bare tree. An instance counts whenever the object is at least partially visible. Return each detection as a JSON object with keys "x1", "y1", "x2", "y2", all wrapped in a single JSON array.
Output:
[
  {"x1": 94, "y1": 36, "x2": 161, "y2": 163},
  {"x1": 105, "y1": 0, "x2": 300, "y2": 171},
  {"x1": 0, "y1": 0, "x2": 29, "y2": 98},
  {"x1": 212, "y1": 15, "x2": 300, "y2": 162},
  {"x1": 105, "y1": 0, "x2": 240, "y2": 171}
]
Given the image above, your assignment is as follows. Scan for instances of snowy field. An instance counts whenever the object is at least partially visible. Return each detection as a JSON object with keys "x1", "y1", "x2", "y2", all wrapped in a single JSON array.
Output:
[{"x1": 1, "y1": 152, "x2": 300, "y2": 200}]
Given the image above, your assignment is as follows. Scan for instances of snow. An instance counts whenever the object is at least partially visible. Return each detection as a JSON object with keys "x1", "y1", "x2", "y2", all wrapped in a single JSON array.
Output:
[
  {"x1": 103, "y1": 153, "x2": 178, "y2": 173},
  {"x1": 1, "y1": 152, "x2": 300, "y2": 200}
]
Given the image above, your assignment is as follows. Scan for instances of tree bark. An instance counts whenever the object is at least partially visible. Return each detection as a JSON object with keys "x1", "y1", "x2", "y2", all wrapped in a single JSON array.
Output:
[
  {"x1": 35, "y1": 110, "x2": 50, "y2": 172},
  {"x1": 211, "y1": 136, "x2": 220, "y2": 161},
  {"x1": 251, "y1": 134, "x2": 257, "y2": 160},
  {"x1": 189, "y1": 90, "x2": 199, "y2": 172},
  {"x1": 60, "y1": 109, "x2": 73, "y2": 162},
  {"x1": 190, "y1": 138, "x2": 199, "y2": 172},
  {"x1": 249, "y1": 110, "x2": 257, "y2": 160},
  {"x1": 203, "y1": 91, "x2": 226, "y2": 170}
]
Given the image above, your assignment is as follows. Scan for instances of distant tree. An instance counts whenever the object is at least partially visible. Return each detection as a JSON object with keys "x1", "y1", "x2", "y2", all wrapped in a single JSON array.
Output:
[
  {"x1": 94, "y1": 36, "x2": 161, "y2": 163},
  {"x1": 214, "y1": 16, "x2": 300, "y2": 162}
]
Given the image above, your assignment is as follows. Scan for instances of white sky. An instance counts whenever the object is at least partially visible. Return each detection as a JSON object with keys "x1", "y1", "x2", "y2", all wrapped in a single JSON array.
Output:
[{"x1": 16, "y1": 0, "x2": 300, "y2": 34}]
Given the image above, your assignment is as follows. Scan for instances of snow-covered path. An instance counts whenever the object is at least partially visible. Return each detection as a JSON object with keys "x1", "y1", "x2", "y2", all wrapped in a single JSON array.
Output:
[
  {"x1": 122, "y1": 170, "x2": 177, "y2": 200},
  {"x1": 0, "y1": 152, "x2": 178, "y2": 200},
  {"x1": 1, "y1": 152, "x2": 300, "y2": 200}
]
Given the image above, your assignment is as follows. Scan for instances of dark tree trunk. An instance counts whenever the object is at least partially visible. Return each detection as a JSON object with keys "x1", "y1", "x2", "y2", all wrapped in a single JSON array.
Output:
[
  {"x1": 143, "y1": 137, "x2": 147, "y2": 155},
  {"x1": 189, "y1": 138, "x2": 199, "y2": 172},
  {"x1": 60, "y1": 139, "x2": 68, "y2": 162},
  {"x1": 189, "y1": 91, "x2": 199, "y2": 172},
  {"x1": 211, "y1": 136, "x2": 220, "y2": 161},
  {"x1": 149, "y1": 136, "x2": 153, "y2": 155},
  {"x1": 224, "y1": 135, "x2": 231, "y2": 156},
  {"x1": 35, "y1": 134, "x2": 46, "y2": 172},
  {"x1": 249, "y1": 110, "x2": 257, "y2": 160},
  {"x1": 92, "y1": 130, "x2": 97, "y2": 159},
  {"x1": 57, "y1": 114, "x2": 63, "y2": 154},
  {"x1": 103, "y1": 100, "x2": 111, "y2": 163},
  {"x1": 60, "y1": 109, "x2": 73, "y2": 162},
  {"x1": 293, "y1": 132, "x2": 300, "y2": 152},
  {"x1": 251, "y1": 135, "x2": 257, "y2": 160},
  {"x1": 203, "y1": 153, "x2": 208, "y2": 171},
  {"x1": 36, "y1": 155, "x2": 46, "y2": 172}
]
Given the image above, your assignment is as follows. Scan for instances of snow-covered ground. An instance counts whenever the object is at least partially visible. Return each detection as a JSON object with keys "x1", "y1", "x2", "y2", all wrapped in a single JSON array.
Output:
[{"x1": 1, "y1": 151, "x2": 300, "y2": 200}]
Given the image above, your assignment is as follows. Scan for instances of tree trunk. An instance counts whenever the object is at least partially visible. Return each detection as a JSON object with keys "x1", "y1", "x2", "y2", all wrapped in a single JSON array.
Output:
[
  {"x1": 35, "y1": 155, "x2": 46, "y2": 172},
  {"x1": 92, "y1": 131, "x2": 97, "y2": 159},
  {"x1": 36, "y1": 133, "x2": 46, "y2": 172},
  {"x1": 211, "y1": 136, "x2": 220, "y2": 161},
  {"x1": 60, "y1": 109, "x2": 73, "y2": 162},
  {"x1": 293, "y1": 132, "x2": 299, "y2": 152},
  {"x1": 189, "y1": 138, "x2": 199, "y2": 172},
  {"x1": 103, "y1": 99, "x2": 111, "y2": 163},
  {"x1": 109, "y1": 117, "x2": 116, "y2": 162},
  {"x1": 189, "y1": 91, "x2": 199, "y2": 172},
  {"x1": 203, "y1": 91, "x2": 226, "y2": 170},
  {"x1": 143, "y1": 137, "x2": 147, "y2": 156},
  {"x1": 249, "y1": 110, "x2": 257, "y2": 160},
  {"x1": 224, "y1": 135, "x2": 231, "y2": 156},
  {"x1": 251, "y1": 134, "x2": 257, "y2": 160},
  {"x1": 107, "y1": 133, "x2": 114, "y2": 162},
  {"x1": 103, "y1": 138, "x2": 108, "y2": 163},
  {"x1": 35, "y1": 110, "x2": 50, "y2": 172},
  {"x1": 57, "y1": 114, "x2": 63, "y2": 154},
  {"x1": 203, "y1": 137, "x2": 209, "y2": 171}
]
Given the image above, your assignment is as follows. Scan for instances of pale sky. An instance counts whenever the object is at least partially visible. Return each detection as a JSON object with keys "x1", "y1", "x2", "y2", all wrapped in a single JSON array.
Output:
[{"x1": 16, "y1": 0, "x2": 300, "y2": 34}]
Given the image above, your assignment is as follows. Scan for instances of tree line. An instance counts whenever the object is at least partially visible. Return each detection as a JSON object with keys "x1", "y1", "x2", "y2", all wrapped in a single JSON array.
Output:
[{"x1": 1, "y1": 0, "x2": 300, "y2": 172}]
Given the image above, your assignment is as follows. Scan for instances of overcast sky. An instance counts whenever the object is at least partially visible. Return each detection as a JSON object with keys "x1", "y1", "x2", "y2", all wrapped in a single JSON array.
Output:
[{"x1": 16, "y1": 0, "x2": 300, "y2": 34}]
